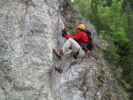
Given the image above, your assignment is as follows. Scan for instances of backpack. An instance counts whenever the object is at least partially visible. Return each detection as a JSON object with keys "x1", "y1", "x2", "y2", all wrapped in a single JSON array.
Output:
[{"x1": 85, "y1": 29, "x2": 93, "y2": 50}]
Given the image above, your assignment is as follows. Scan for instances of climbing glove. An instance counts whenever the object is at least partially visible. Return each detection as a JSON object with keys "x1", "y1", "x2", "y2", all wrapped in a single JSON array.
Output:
[{"x1": 62, "y1": 28, "x2": 67, "y2": 37}]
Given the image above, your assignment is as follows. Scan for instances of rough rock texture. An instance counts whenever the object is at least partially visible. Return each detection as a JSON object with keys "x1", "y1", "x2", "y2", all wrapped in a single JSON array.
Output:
[
  {"x1": 0, "y1": 0, "x2": 127, "y2": 100},
  {"x1": 51, "y1": 50, "x2": 126, "y2": 100},
  {"x1": 0, "y1": 0, "x2": 64, "y2": 100}
]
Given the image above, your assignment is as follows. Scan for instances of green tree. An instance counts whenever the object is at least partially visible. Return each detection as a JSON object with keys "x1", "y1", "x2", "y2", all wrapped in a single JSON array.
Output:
[{"x1": 73, "y1": 0, "x2": 133, "y2": 99}]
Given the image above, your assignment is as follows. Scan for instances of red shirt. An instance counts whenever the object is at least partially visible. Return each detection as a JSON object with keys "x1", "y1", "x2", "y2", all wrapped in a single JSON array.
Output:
[{"x1": 64, "y1": 31, "x2": 91, "y2": 44}]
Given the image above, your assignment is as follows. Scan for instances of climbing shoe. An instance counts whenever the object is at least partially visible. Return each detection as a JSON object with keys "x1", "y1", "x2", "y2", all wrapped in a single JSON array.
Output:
[
  {"x1": 53, "y1": 49, "x2": 63, "y2": 59},
  {"x1": 72, "y1": 50, "x2": 79, "y2": 59},
  {"x1": 55, "y1": 67, "x2": 63, "y2": 73}
]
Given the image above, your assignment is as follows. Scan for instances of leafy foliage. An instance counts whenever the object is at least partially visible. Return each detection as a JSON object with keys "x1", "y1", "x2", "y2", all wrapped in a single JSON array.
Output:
[{"x1": 72, "y1": 0, "x2": 133, "y2": 99}]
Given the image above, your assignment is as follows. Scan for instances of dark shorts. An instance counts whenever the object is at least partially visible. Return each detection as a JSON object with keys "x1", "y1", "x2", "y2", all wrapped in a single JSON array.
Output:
[{"x1": 80, "y1": 43, "x2": 93, "y2": 51}]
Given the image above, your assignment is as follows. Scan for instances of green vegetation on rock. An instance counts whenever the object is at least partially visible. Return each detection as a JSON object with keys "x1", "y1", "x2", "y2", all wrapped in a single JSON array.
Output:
[{"x1": 72, "y1": 0, "x2": 133, "y2": 99}]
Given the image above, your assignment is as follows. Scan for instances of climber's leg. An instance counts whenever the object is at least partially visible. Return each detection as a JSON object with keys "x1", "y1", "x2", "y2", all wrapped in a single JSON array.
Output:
[{"x1": 62, "y1": 38, "x2": 85, "y2": 57}]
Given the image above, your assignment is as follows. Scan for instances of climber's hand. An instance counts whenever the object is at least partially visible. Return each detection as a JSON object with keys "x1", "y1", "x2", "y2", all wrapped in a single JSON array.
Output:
[{"x1": 62, "y1": 28, "x2": 67, "y2": 37}]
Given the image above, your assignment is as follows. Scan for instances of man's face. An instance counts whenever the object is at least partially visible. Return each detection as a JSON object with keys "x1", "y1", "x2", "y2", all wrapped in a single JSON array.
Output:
[{"x1": 76, "y1": 28, "x2": 80, "y2": 33}]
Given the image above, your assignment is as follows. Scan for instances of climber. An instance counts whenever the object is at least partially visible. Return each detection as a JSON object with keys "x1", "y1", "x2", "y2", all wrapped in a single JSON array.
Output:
[{"x1": 53, "y1": 23, "x2": 92, "y2": 59}]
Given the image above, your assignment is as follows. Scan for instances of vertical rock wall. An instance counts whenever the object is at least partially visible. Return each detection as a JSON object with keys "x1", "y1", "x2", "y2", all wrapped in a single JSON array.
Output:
[
  {"x1": 0, "y1": 0, "x2": 64, "y2": 100},
  {"x1": 0, "y1": 0, "x2": 127, "y2": 100}
]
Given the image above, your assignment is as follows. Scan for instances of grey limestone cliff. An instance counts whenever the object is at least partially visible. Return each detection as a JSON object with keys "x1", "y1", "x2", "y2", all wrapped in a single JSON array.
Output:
[{"x1": 0, "y1": 0, "x2": 127, "y2": 100}]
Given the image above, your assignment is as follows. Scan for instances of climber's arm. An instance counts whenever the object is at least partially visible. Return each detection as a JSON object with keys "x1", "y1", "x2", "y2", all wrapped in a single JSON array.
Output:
[{"x1": 64, "y1": 33, "x2": 81, "y2": 41}]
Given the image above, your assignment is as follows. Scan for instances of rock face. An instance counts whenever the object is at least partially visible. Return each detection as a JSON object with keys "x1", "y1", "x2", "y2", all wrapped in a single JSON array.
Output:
[
  {"x1": 0, "y1": 0, "x2": 64, "y2": 100},
  {"x1": 0, "y1": 0, "x2": 127, "y2": 100},
  {"x1": 52, "y1": 50, "x2": 126, "y2": 100}
]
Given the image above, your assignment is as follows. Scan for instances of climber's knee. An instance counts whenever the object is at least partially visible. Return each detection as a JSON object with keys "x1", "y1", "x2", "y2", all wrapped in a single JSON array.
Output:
[{"x1": 67, "y1": 38, "x2": 74, "y2": 42}]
